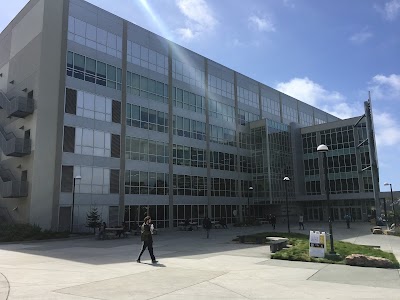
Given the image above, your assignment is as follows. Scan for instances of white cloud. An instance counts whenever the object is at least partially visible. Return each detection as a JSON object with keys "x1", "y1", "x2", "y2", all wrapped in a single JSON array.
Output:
[
  {"x1": 176, "y1": 27, "x2": 195, "y2": 40},
  {"x1": 374, "y1": 112, "x2": 400, "y2": 147},
  {"x1": 375, "y1": 0, "x2": 400, "y2": 21},
  {"x1": 275, "y1": 77, "x2": 361, "y2": 119},
  {"x1": 367, "y1": 73, "x2": 400, "y2": 149},
  {"x1": 232, "y1": 38, "x2": 244, "y2": 47},
  {"x1": 368, "y1": 74, "x2": 400, "y2": 101},
  {"x1": 276, "y1": 77, "x2": 343, "y2": 105},
  {"x1": 175, "y1": 0, "x2": 217, "y2": 40},
  {"x1": 276, "y1": 77, "x2": 364, "y2": 119},
  {"x1": 349, "y1": 28, "x2": 373, "y2": 44},
  {"x1": 283, "y1": 0, "x2": 295, "y2": 9},
  {"x1": 248, "y1": 15, "x2": 276, "y2": 32}
]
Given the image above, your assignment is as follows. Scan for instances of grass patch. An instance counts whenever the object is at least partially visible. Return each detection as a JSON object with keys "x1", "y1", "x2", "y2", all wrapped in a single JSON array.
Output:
[
  {"x1": 0, "y1": 223, "x2": 70, "y2": 242},
  {"x1": 234, "y1": 232, "x2": 399, "y2": 268}
]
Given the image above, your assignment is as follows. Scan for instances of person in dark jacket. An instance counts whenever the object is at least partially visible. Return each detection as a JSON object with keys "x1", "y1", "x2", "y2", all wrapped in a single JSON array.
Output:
[
  {"x1": 137, "y1": 216, "x2": 158, "y2": 264},
  {"x1": 344, "y1": 214, "x2": 351, "y2": 229},
  {"x1": 99, "y1": 222, "x2": 107, "y2": 240},
  {"x1": 270, "y1": 215, "x2": 277, "y2": 230},
  {"x1": 203, "y1": 217, "x2": 212, "y2": 239}
]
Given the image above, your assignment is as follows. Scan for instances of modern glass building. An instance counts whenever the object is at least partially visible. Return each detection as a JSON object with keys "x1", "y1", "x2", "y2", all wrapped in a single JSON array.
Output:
[{"x1": 0, "y1": 0, "x2": 381, "y2": 231}]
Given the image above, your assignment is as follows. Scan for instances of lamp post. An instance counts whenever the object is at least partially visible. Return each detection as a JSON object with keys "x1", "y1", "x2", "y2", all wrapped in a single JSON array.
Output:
[
  {"x1": 317, "y1": 144, "x2": 335, "y2": 255},
  {"x1": 384, "y1": 182, "x2": 397, "y2": 226},
  {"x1": 71, "y1": 175, "x2": 81, "y2": 233},
  {"x1": 283, "y1": 177, "x2": 290, "y2": 233},
  {"x1": 248, "y1": 186, "x2": 253, "y2": 220}
]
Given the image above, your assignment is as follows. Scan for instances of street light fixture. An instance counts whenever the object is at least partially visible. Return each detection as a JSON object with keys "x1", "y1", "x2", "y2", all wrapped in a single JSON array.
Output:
[
  {"x1": 317, "y1": 144, "x2": 336, "y2": 255},
  {"x1": 71, "y1": 175, "x2": 82, "y2": 233},
  {"x1": 384, "y1": 182, "x2": 397, "y2": 226},
  {"x1": 248, "y1": 186, "x2": 253, "y2": 220},
  {"x1": 283, "y1": 177, "x2": 290, "y2": 233}
]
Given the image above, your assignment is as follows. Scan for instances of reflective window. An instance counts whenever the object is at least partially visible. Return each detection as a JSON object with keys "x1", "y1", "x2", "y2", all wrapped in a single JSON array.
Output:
[
  {"x1": 209, "y1": 99, "x2": 235, "y2": 123},
  {"x1": 172, "y1": 116, "x2": 206, "y2": 141},
  {"x1": 238, "y1": 108, "x2": 259, "y2": 125},
  {"x1": 126, "y1": 103, "x2": 168, "y2": 133},
  {"x1": 126, "y1": 136, "x2": 168, "y2": 164},
  {"x1": 172, "y1": 174, "x2": 208, "y2": 196},
  {"x1": 125, "y1": 170, "x2": 168, "y2": 195},
  {"x1": 68, "y1": 16, "x2": 122, "y2": 58},
  {"x1": 209, "y1": 124, "x2": 236, "y2": 146},
  {"x1": 173, "y1": 87, "x2": 205, "y2": 114},
  {"x1": 127, "y1": 71, "x2": 168, "y2": 104},
  {"x1": 172, "y1": 58, "x2": 204, "y2": 89},
  {"x1": 75, "y1": 127, "x2": 111, "y2": 157},
  {"x1": 75, "y1": 90, "x2": 112, "y2": 122},
  {"x1": 208, "y1": 74, "x2": 234, "y2": 100},
  {"x1": 282, "y1": 104, "x2": 298, "y2": 122},
  {"x1": 262, "y1": 96, "x2": 280, "y2": 117},
  {"x1": 315, "y1": 116, "x2": 326, "y2": 125},
  {"x1": 74, "y1": 166, "x2": 110, "y2": 194},
  {"x1": 127, "y1": 41, "x2": 168, "y2": 76},
  {"x1": 299, "y1": 111, "x2": 314, "y2": 126},
  {"x1": 66, "y1": 51, "x2": 122, "y2": 91},
  {"x1": 237, "y1": 86, "x2": 259, "y2": 109}
]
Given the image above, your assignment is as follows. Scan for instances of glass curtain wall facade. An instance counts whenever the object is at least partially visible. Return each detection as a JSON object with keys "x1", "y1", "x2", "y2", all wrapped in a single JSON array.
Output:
[
  {"x1": 250, "y1": 120, "x2": 294, "y2": 218},
  {"x1": 300, "y1": 120, "x2": 374, "y2": 221},
  {"x1": 58, "y1": 0, "x2": 377, "y2": 231}
]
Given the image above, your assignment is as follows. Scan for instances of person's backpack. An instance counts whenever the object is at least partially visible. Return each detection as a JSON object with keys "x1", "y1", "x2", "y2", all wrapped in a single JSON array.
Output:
[{"x1": 141, "y1": 224, "x2": 151, "y2": 241}]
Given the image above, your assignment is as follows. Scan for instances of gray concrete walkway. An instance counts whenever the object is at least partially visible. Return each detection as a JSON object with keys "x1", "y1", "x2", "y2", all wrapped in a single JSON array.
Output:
[{"x1": 0, "y1": 221, "x2": 399, "y2": 299}]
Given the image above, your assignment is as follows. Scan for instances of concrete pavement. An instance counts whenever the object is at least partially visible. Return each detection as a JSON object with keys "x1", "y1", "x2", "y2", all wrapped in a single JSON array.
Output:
[{"x1": 0, "y1": 221, "x2": 399, "y2": 299}]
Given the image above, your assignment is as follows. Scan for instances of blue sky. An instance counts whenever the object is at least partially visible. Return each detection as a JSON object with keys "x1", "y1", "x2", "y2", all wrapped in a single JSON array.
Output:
[{"x1": 1, "y1": 0, "x2": 400, "y2": 191}]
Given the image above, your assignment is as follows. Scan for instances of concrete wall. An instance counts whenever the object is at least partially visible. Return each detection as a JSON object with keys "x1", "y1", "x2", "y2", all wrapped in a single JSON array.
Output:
[
  {"x1": 0, "y1": 0, "x2": 43, "y2": 225},
  {"x1": 30, "y1": 0, "x2": 68, "y2": 229},
  {"x1": 0, "y1": 0, "x2": 68, "y2": 229}
]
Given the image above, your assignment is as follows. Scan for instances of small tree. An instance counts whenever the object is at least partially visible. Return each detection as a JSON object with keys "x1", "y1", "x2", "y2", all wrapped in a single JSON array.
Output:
[{"x1": 86, "y1": 207, "x2": 101, "y2": 234}]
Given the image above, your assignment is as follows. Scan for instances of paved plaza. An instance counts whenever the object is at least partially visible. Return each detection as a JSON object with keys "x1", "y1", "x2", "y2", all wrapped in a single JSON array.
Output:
[{"x1": 1, "y1": 222, "x2": 400, "y2": 299}]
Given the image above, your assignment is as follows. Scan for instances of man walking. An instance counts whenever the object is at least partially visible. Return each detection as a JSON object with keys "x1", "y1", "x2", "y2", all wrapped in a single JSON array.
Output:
[
  {"x1": 344, "y1": 214, "x2": 351, "y2": 229},
  {"x1": 270, "y1": 215, "x2": 276, "y2": 230},
  {"x1": 137, "y1": 216, "x2": 158, "y2": 264},
  {"x1": 203, "y1": 216, "x2": 212, "y2": 238},
  {"x1": 298, "y1": 214, "x2": 305, "y2": 230}
]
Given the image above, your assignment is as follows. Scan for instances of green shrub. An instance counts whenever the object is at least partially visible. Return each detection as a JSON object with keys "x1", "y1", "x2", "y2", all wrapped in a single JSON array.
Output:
[
  {"x1": 0, "y1": 223, "x2": 69, "y2": 242},
  {"x1": 233, "y1": 232, "x2": 399, "y2": 268}
]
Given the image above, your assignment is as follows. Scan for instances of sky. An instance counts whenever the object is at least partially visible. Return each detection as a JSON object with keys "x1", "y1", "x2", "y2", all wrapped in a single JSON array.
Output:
[{"x1": 1, "y1": 0, "x2": 399, "y2": 191}]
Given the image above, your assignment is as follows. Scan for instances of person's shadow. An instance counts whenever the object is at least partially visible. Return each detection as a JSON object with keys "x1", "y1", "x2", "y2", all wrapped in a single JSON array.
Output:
[{"x1": 140, "y1": 262, "x2": 166, "y2": 267}]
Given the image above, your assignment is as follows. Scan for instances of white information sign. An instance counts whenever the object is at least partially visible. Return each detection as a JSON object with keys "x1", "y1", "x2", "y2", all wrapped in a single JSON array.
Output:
[{"x1": 309, "y1": 231, "x2": 326, "y2": 258}]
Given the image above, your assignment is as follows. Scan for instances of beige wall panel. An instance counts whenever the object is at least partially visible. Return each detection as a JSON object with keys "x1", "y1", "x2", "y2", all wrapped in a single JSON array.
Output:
[{"x1": 10, "y1": 0, "x2": 44, "y2": 59}]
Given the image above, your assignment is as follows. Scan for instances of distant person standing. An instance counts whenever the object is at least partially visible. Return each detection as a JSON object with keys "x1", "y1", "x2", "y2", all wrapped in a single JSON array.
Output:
[
  {"x1": 270, "y1": 215, "x2": 277, "y2": 230},
  {"x1": 99, "y1": 222, "x2": 107, "y2": 240},
  {"x1": 344, "y1": 214, "x2": 351, "y2": 229},
  {"x1": 298, "y1": 214, "x2": 305, "y2": 230},
  {"x1": 203, "y1": 216, "x2": 212, "y2": 238},
  {"x1": 137, "y1": 216, "x2": 158, "y2": 264}
]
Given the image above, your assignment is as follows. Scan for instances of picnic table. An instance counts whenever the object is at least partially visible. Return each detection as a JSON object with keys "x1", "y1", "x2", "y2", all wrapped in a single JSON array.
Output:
[
  {"x1": 211, "y1": 221, "x2": 222, "y2": 229},
  {"x1": 178, "y1": 222, "x2": 198, "y2": 231},
  {"x1": 104, "y1": 227, "x2": 127, "y2": 238},
  {"x1": 257, "y1": 218, "x2": 269, "y2": 224}
]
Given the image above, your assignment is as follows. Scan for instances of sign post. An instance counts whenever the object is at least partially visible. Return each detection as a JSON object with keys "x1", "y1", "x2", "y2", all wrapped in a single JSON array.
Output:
[{"x1": 309, "y1": 231, "x2": 326, "y2": 258}]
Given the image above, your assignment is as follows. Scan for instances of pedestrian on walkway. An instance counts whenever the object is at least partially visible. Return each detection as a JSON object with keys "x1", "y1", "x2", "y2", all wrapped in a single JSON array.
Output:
[
  {"x1": 99, "y1": 222, "x2": 107, "y2": 240},
  {"x1": 137, "y1": 216, "x2": 158, "y2": 264},
  {"x1": 298, "y1": 214, "x2": 305, "y2": 230},
  {"x1": 344, "y1": 214, "x2": 351, "y2": 229},
  {"x1": 203, "y1": 216, "x2": 212, "y2": 238},
  {"x1": 271, "y1": 215, "x2": 276, "y2": 230}
]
